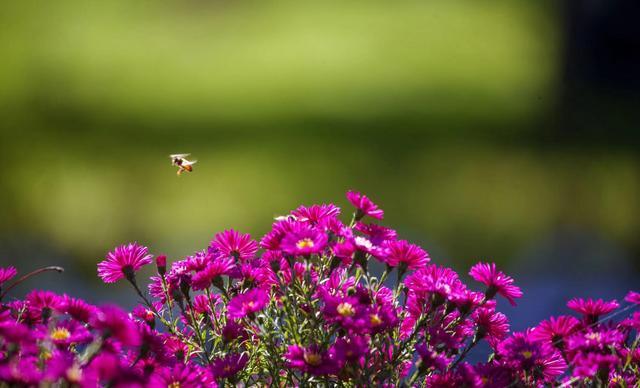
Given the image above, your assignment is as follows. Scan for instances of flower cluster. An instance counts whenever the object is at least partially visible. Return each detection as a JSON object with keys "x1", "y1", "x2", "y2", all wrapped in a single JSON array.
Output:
[{"x1": 0, "y1": 191, "x2": 638, "y2": 387}]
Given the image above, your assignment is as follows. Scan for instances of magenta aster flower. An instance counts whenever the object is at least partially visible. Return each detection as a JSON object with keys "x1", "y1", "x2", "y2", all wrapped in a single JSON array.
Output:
[
  {"x1": 211, "y1": 353, "x2": 248, "y2": 379},
  {"x1": 346, "y1": 190, "x2": 384, "y2": 220},
  {"x1": 90, "y1": 305, "x2": 141, "y2": 346},
  {"x1": 354, "y1": 222, "x2": 397, "y2": 245},
  {"x1": 150, "y1": 364, "x2": 211, "y2": 388},
  {"x1": 97, "y1": 243, "x2": 153, "y2": 283},
  {"x1": 625, "y1": 290, "x2": 640, "y2": 305},
  {"x1": 25, "y1": 290, "x2": 63, "y2": 323},
  {"x1": 404, "y1": 264, "x2": 465, "y2": 305},
  {"x1": 416, "y1": 344, "x2": 452, "y2": 372},
  {"x1": 0, "y1": 266, "x2": 17, "y2": 286},
  {"x1": 41, "y1": 319, "x2": 92, "y2": 347},
  {"x1": 284, "y1": 345, "x2": 342, "y2": 376},
  {"x1": 497, "y1": 331, "x2": 567, "y2": 383},
  {"x1": 529, "y1": 315, "x2": 580, "y2": 349},
  {"x1": 383, "y1": 240, "x2": 429, "y2": 270},
  {"x1": 191, "y1": 255, "x2": 235, "y2": 291},
  {"x1": 58, "y1": 295, "x2": 97, "y2": 323},
  {"x1": 469, "y1": 262, "x2": 522, "y2": 306},
  {"x1": 280, "y1": 225, "x2": 328, "y2": 257},
  {"x1": 567, "y1": 298, "x2": 619, "y2": 323},
  {"x1": 210, "y1": 229, "x2": 258, "y2": 261},
  {"x1": 291, "y1": 203, "x2": 341, "y2": 225},
  {"x1": 473, "y1": 306, "x2": 510, "y2": 342},
  {"x1": 226, "y1": 288, "x2": 269, "y2": 319}
]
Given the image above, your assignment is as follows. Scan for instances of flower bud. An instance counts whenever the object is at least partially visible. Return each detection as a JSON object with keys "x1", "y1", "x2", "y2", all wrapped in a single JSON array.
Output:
[{"x1": 155, "y1": 255, "x2": 167, "y2": 276}]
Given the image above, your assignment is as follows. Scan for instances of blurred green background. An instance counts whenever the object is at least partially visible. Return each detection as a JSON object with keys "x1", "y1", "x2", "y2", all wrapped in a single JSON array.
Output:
[{"x1": 1, "y1": 1, "x2": 638, "y2": 322}]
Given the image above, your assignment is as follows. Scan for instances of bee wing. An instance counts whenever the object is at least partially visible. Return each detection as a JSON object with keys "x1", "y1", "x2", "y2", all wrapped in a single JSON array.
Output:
[
  {"x1": 170, "y1": 153, "x2": 190, "y2": 158},
  {"x1": 183, "y1": 160, "x2": 197, "y2": 166}
]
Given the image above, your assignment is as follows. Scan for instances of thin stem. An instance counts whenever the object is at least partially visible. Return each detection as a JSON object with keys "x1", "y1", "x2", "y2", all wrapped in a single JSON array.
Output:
[{"x1": 0, "y1": 266, "x2": 64, "y2": 300}]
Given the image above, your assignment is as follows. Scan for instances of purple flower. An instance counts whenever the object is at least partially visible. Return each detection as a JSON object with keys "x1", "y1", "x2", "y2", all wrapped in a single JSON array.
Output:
[
  {"x1": 191, "y1": 254, "x2": 235, "y2": 291},
  {"x1": 473, "y1": 306, "x2": 510, "y2": 342},
  {"x1": 572, "y1": 352, "x2": 620, "y2": 379},
  {"x1": 58, "y1": 295, "x2": 97, "y2": 323},
  {"x1": 529, "y1": 315, "x2": 580, "y2": 350},
  {"x1": 210, "y1": 229, "x2": 258, "y2": 261},
  {"x1": 497, "y1": 331, "x2": 567, "y2": 383},
  {"x1": 150, "y1": 364, "x2": 212, "y2": 388},
  {"x1": 284, "y1": 345, "x2": 342, "y2": 376},
  {"x1": 404, "y1": 264, "x2": 465, "y2": 305},
  {"x1": 25, "y1": 290, "x2": 63, "y2": 323},
  {"x1": 346, "y1": 190, "x2": 384, "y2": 220},
  {"x1": 42, "y1": 319, "x2": 93, "y2": 347},
  {"x1": 226, "y1": 288, "x2": 269, "y2": 319},
  {"x1": 416, "y1": 344, "x2": 452, "y2": 372},
  {"x1": 97, "y1": 243, "x2": 153, "y2": 283},
  {"x1": 211, "y1": 353, "x2": 248, "y2": 379},
  {"x1": 281, "y1": 225, "x2": 328, "y2": 257},
  {"x1": 90, "y1": 305, "x2": 141, "y2": 346},
  {"x1": 291, "y1": 203, "x2": 341, "y2": 225},
  {"x1": 469, "y1": 262, "x2": 522, "y2": 306},
  {"x1": 383, "y1": 240, "x2": 429, "y2": 270},
  {"x1": 624, "y1": 290, "x2": 640, "y2": 305},
  {"x1": 0, "y1": 266, "x2": 17, "y2": 286},
  {"x1": 567, "y1": 298, "x2": 619, "y2": 323},
  {"x1": 354, "y1": 222, "x2": 397, "y2": 245}
]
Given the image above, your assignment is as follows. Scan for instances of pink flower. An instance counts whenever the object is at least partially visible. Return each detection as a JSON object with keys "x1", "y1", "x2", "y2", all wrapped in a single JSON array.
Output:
[
  {"x1": 191, "y1": 255, "x2": 235, "y2": 291},
  {"x1": 97, "y1": 243, "x2": 153, "y2": 283},
  {"x1": 226, "y1": 288, "x2": 269, "y2": 319},
  {"x1": 211, "y1": 353, "x2": 248, "y2": 379},
  {"x1": 529, "y1": 315, "x2": 580, "y2": 349},
  {"x1": 625, "y1": 291, "x2": 640, "y2": 305},
  {"x1": 209, "y1": 229, "x2": 258, "y2": 262},
  {"x1": 346, "y1": 190, "x2": 384, "y2": 220},
  {"x1": 0, "y1": 266, "x2": 17, "y2": 286},
  {"x1": 383, "y1": 240, "x2": 429, "y2": 270},
  {"x1": 90, "y1": 305, "x2": 141, "y2": 346},
  {"x1": 469, "y1": 262, "x2": 522, "y2": 306},
  {"x1": 280, "y1": 225, "x2": 328, "y2": 257},
  {"x1": 567, "y1": 298, "x2": 619, "y2": 323}
]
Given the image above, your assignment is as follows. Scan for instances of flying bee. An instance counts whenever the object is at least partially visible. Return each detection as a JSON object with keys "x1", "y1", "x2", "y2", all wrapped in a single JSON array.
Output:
[{"x1": 170, "y1": 153, "x2": 197, "y2": 175}]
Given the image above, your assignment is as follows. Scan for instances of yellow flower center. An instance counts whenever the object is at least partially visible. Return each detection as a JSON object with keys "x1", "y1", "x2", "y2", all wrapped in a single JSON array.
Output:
[
  {"x1": 337, "y1": 302, "x2": 355, "y2": 317},
  {"x1": 521, "y1": 350, "x2": 533, "y2": 359},
  {"x1": 370, "y1": 314, "x2": 383, "y2": 326},
  {"x1": 224, "y1": 365, "x2": 233, "y2": 372},
  {"x1": 586, "y1": 332, "x2": 601, "y2": 341},
  {"x1": 244, "y1": 301, "x2": 256, "y2": 309},
  {"x1": 296, "y1": 238, "x2": 315, "y2": 249},
  {"x1": 304, "y1": 352, "x2": 322, "y2": 366},
  {"x1": 168, "y1": 382, "x2": 181, "y2": 388},
  {"x1": 51, "y1": 327, "x2": 71, "y2": 341}
]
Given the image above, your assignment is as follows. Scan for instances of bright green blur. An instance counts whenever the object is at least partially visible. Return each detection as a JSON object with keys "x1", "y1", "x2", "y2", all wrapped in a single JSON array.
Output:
[{"x1": 1, "y1": 1, "x2": 638, "y2": 272}]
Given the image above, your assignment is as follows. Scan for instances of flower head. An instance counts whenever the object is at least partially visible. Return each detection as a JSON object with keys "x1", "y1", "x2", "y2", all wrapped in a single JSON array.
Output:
[
  {"x1": 346, "y1": 190, "x2": 384, "y2": 220},
  {"x1": 0, "y1": 266, "x2": 17, "y2": 286},
  {"x1": 281, "y1": 225, "x2": 328, "y2": 257},
  {"x1": 227, "y1": 288, "x2": 269, "y2": 319},
  {"x1": 98, "y1": 243, "x2": 153, "y2": 283},
  {"x1": 90, "y1": 305, "x2": 141, "y2": 346},
  {"x1": 624, "y1": 291, "x2": 640, "y2": 305},
  {"x1": 383, "y1": 240, "x2": 429, "y2": 270},
  {"x1": 191, "y1": 254, "x2": 235, "y2": 291},
  {"x1": 210, "y1": 229, "x2": 258, "y2": 262},
  {"x1": 567, "y1": 298, "x2": 619, "y2": 323},
  {"x1": 284, "y1": 345, "x2": 343, "y2": 376},
  {"x1": 469, "y1": 262, "x2": 522, "y2": 306},
  {"x1": 211, "y1": 353, "x2": 248, "y2": 379}
]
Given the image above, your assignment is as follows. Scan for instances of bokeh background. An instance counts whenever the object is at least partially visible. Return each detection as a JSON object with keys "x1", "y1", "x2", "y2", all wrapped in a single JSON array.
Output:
[{"x1": 1, "y1": 0, "x2": 639, "y2": 329}]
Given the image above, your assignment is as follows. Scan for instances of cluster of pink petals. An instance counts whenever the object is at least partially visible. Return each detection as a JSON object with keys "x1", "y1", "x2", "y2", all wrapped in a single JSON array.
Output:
[{"x1": 0, "y1": 190, "x2": 637, "y2": 387}]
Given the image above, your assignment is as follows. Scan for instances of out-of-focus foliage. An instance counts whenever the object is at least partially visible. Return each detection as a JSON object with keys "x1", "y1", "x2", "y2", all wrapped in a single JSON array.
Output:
[{"x1": 0, "y1": 0, "x2": 638, "y2": 284}]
